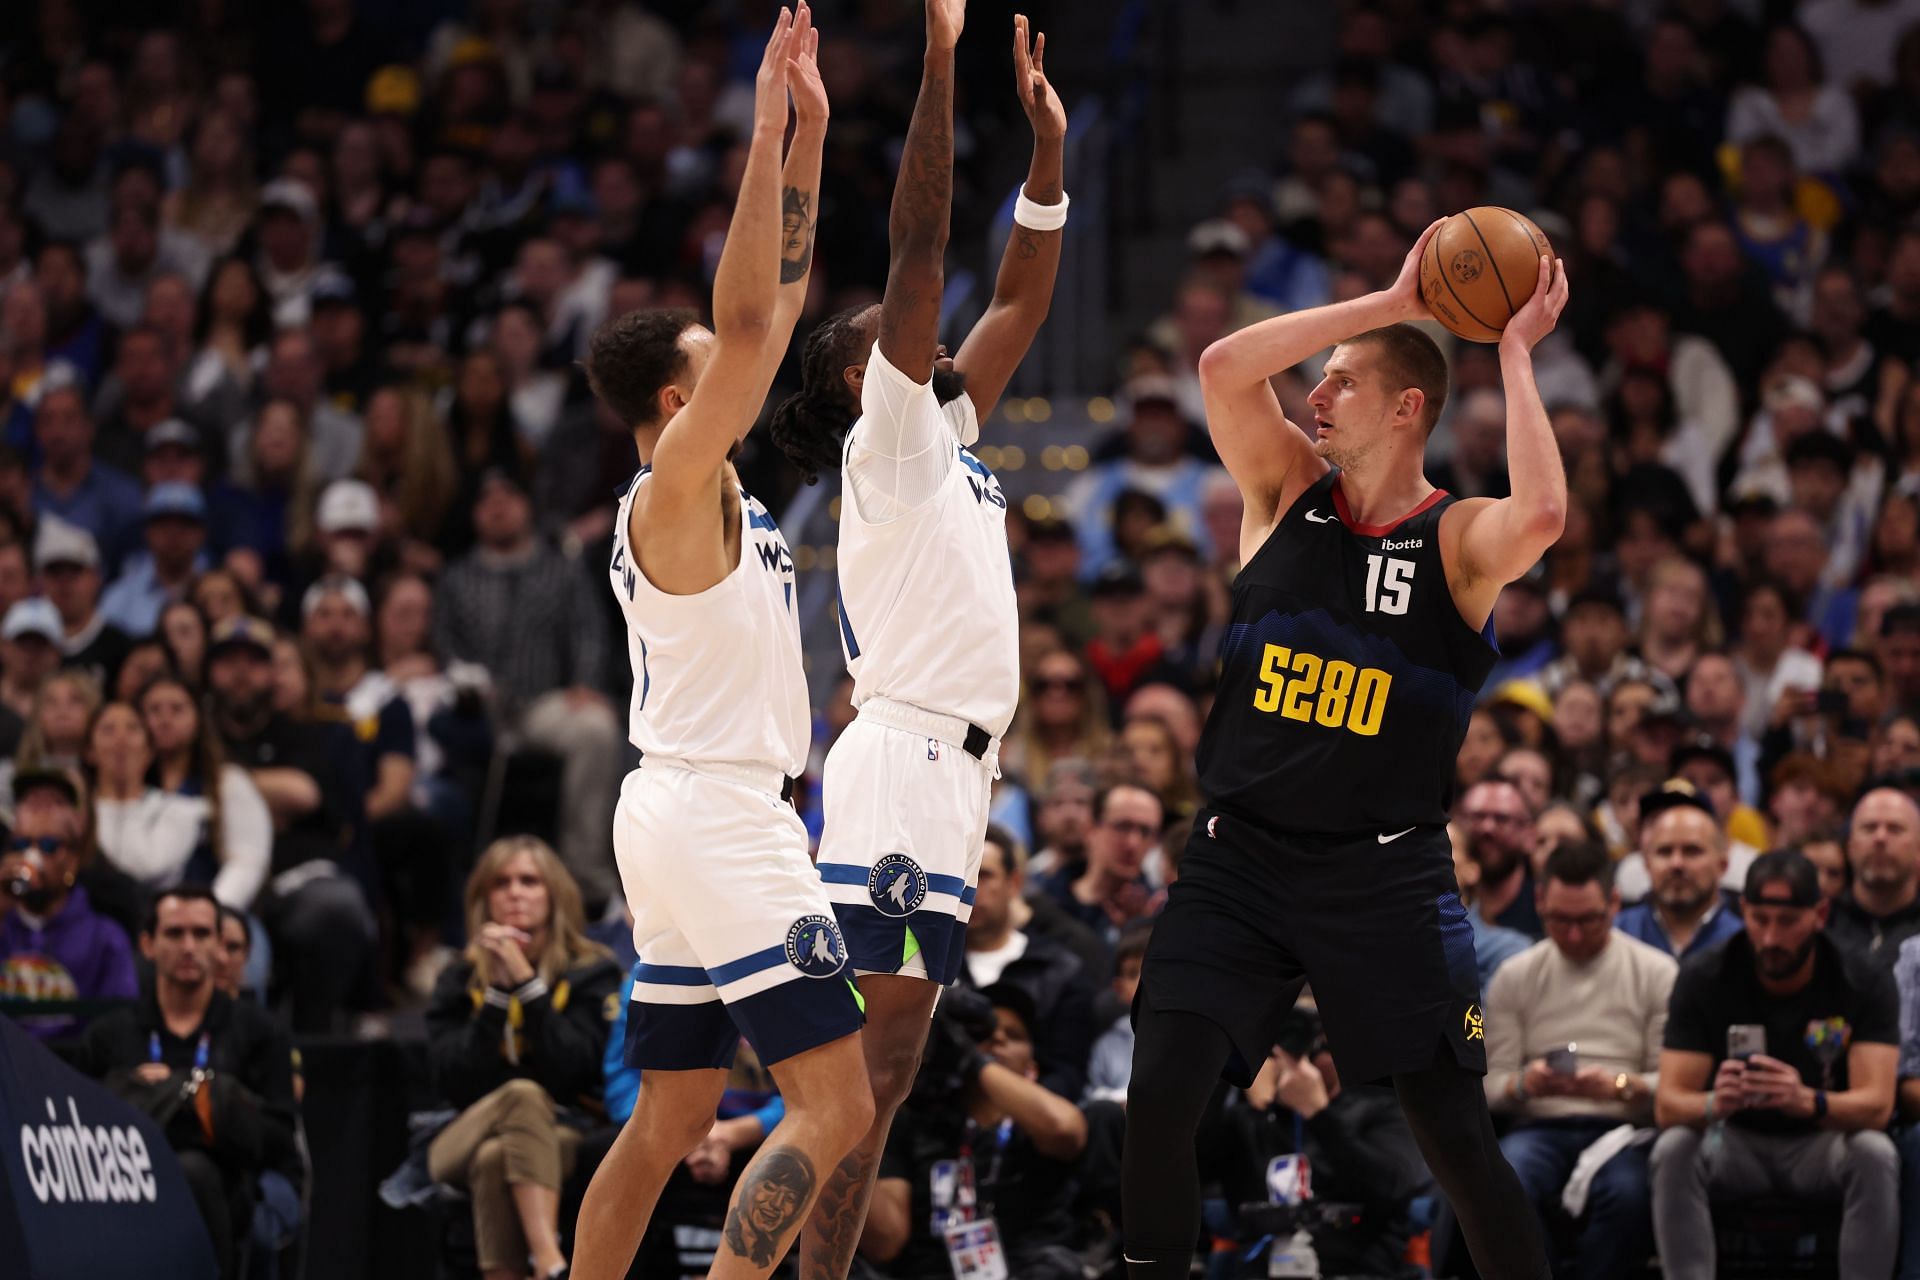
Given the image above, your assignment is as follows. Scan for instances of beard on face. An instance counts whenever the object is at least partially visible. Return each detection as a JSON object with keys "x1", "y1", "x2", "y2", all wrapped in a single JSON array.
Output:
[
  {"x1": 1470, "y1": 833, "x2": 1520, "y2": 880},
  {"x1": 1653, "y1": 872, "x2": 1716, "y2": 917},
  {"x1": 1756, "y1": 934, "x2": 1816, "y2": 979},
  {"x1": 932, "y1": 365, "x2": 969, "y2": 407},
  {"x1": 1855, "y1": 850, "x2": 1913, "y2": 891}
]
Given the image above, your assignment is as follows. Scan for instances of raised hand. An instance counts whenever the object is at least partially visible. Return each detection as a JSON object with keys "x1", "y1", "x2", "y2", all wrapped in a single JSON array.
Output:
[
  {"x1": 752, "y1": 7, "x2": 797, "y2": 137},
  {"x1": 1501, "y1": 254, "x2": 1570, "y2": 353},
  {"x1": 788, "y1": 5, "x2": 827, "y2": 128},
  {"x1": 1386, "y1": 218, "x2": 1443, "y2": 324},
  {"x1": 929, "y1": 0, "x2": 965, "y2": 50},
  {"x1": 1014, "y1": 15, "x2": 1065, "y2": 141}
]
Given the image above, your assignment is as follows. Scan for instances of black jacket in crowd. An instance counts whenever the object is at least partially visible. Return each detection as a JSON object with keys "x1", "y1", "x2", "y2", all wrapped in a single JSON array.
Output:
[
  {"x1": 960, "y1": 930, "x2": 1098, "y2": 1103},
  {"x1": 79, "y1": 987, "x2": 301, "y2": 1189},
  {"x1": 425, "y1": 951, "x2": 623, "y2": 1113}
]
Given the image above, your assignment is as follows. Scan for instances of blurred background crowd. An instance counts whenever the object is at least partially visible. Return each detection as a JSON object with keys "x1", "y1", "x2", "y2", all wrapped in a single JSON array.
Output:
[{"x1": 8, "y1": 0, "x2": 1920, "y2": 1277}]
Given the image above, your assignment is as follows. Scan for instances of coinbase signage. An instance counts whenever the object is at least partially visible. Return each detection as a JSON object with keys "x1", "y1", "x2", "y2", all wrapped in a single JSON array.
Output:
[{"x1": 0, "y1": 1016, "x2": 217, "y2": 1278}]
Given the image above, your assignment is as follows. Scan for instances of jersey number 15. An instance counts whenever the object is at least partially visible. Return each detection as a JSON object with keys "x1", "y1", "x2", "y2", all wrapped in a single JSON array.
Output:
[{"x1": 1364, "y1": 554, "x2": 1414, "y2": 615}]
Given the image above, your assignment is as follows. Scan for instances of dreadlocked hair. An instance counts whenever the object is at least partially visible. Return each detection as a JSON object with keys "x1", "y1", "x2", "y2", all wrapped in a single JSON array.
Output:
[{"x1": 770, "y1": 306, "x2": 869, "y2": 485}]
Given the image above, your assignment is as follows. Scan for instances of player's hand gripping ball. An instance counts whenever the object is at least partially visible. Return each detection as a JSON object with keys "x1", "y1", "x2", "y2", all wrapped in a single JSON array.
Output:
[{"x1": 1419, "y1": 206, "x2": 1555, "y2": 343}]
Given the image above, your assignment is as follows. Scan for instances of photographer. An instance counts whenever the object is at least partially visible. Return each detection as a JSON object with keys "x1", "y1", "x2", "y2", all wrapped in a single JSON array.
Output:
[
  {"x1": 0, "y1": 766, "x2": 138, "y2": 1036},
  {"x1": 862, "y1": 984, "x2": 1089, "y2": 1280},
  {"x1": 1235, "y1": 1006, "x2": 1433, "y2": 1278},
  {"x1": 77, "y1": 885, "x2": 300, "y2": 1280}
]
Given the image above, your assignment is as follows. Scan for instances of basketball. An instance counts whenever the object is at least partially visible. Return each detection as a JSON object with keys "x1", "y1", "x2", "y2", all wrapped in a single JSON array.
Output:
[{"x1": 1419, "y1": 207, "x2": 1555, "y2": 343}]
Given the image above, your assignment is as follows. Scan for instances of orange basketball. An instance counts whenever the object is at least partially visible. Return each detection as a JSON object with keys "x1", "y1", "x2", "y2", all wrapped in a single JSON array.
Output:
[{"x1": 1418, "y1": 207, "x2": 1554, "y2": 343}]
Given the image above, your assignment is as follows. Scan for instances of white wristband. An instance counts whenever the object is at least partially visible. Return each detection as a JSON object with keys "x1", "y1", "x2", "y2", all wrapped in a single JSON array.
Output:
[{"x1": 1014, "y1": 188, "x2": 1069, "y2": 232}]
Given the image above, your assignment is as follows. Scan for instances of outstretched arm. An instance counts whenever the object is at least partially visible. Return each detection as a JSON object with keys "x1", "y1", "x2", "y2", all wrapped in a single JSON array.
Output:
[
  {"x1": 877, "y1": 0, "x2": 964, "y2": 381},
  {"x1": 772, "y1": 21, "x2": 826, "y2": 339},
  {"x1": 647, "y1": 6, "x2": 804, "y2": 514},
  {"x1": 1199, "y1": 219, "x2": 1443, "y2": 557},
  {"x1": 1443, "y1": 254, "x2": 1570, "y2": 625},
  {"x1": 953, "y1": 14, "x2": 1067, "y2": 421}
]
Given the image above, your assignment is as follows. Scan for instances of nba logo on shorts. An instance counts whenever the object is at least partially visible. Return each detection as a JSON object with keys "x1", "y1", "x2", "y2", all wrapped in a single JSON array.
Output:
[
  {"x1": 868, "y1": 854, "x2": 928, "y2": 918},
  {"x1": 785, "y1": 915, "x2": 847, "y2": 978}
]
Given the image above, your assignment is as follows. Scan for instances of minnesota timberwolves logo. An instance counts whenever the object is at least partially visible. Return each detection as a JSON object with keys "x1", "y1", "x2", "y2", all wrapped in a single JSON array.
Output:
[
  {"x1": 785, "y1": 916, "x2": 846, "y2": 978},
  {"x1": 868, "y1": 854, "x2": 927, "y2": 919}
]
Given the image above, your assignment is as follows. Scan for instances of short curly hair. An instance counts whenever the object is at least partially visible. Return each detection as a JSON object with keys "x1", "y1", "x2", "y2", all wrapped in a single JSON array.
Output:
[{"x1": 585, "y1": 307, "x2": 701, "y2": 429}]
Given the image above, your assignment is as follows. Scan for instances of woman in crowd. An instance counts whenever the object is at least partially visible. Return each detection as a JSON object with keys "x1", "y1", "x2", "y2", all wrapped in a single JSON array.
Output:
[
  {"x1": 158, "y1": 599, "x2": 209, "y2": 687},
  {"x1": 1120, "y1": 713, "x2": 1196, "y2": 827},
  {"x1": 163, "y1": 108, "x2": 257, "y2": 258},
  {"x1": 137, "y1": 674, "x2": 274, "y2": 900},
  {"x1": 215, "y1": 398, "x2": 319, "y2": 578},
  {"x1": 191, "y1": 256, "x2": 273, "y2": 409},
  {"x1": 1004, "y1": 648, "x2": 1111, "y2": 792},
  {"x1": 356, "y1": 384, "x2": 458, "y2": 568},
  {"x1": 1732, "y1": 577, "x2": 1823, "y2": 741},
  {"x1": 113, "y1": 639, "x2": 172, "y2": 703},
  {"x1": 1455, "y1": 705, "x2": 1515, "y2": 793},
  {"x1": 375, "y1": 571, "x2": 493, "y2": 845},
  {"x1": 5, "y1": 671, "x2": 104, "y2": 811},
  {"x1": 426, "y1": 837, "x2": 618, "y2": 1280},
  {"x1": 190, "y1": 568, "x2": 256, "y2": 630},
  {"x1": 90, "y1": 699, "x2": 268, "y2": 912},
  {"x1": 1725, "y1": 21, "x2": 1860, "y2": 176},
  {"x1": 443, "y1": 349, "x2": 526, "y2": 553},
  {"x1": 1635, "y1": 555, "x2": 1721, "y2": 682}
]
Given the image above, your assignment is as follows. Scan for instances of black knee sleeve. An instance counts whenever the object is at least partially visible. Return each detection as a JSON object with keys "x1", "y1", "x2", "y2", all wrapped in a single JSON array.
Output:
[
  {"x1": 1122, "y1": 996, "x2": 1235, "y2": 1279},
  {"x1": 1394, "y1": 1056, "x2": 1551, "y2": 1280}
]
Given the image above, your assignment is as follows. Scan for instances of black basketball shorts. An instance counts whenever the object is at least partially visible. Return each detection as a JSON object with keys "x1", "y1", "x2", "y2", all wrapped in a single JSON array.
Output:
[{"x1": 1138, "y1": 806, "x2": 1486, "y2": 1087}]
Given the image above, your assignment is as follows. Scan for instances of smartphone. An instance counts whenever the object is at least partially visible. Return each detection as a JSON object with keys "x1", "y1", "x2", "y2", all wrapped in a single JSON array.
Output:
[
  {"x1": 1815, "y1": 689, "x2": 1849, "y2": 717},
  {"x1": 1727, "y1": 1024, "x2": 1766, "y2": 1061},
  {"x1": 1545, "y1": 1043, "x2": 1578, "y2": 1075}
]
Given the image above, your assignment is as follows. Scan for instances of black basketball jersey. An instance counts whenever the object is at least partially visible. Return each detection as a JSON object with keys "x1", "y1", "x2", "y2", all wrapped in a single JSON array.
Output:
[{"x1": 1196, "y1": 469, "x2": 1498, "y2": 836}]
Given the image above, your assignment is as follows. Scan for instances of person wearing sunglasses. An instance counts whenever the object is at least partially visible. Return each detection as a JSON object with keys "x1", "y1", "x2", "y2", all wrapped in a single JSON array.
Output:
[{"x1": 0, "y1": 766, "x2": 138, "y2": 1038}]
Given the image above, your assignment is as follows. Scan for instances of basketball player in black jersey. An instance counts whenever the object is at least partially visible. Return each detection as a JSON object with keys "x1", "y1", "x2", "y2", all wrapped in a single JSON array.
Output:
[{"x1": 1122, "y1": 222, "x2": 1567, "y2": 1280}]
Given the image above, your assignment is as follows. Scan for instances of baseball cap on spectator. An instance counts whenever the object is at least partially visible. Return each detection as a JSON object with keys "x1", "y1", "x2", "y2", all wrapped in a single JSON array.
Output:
[
  {"x1": 301, "y1": 573, "x2": 371, "y2": 619},
  {"x1": 1638, "y1": 778, "x2": 1717, "y2": 824},
  {"x1": 1186, "y1": 218, "x2": 1252, "y2": 260},
  {"x1": 979, "y1": 982, "x2": 1040, "y2": 1043},
  {"x1": 1725, "y1": 490, "x2": 1780, "y2": 521},
  {"x1": 1884, "y1": 604, "x2": 1920, "y2": 638},
  {"x1": 208, "y1": 615, "x2": 275, "y2": 659},
  {"x1": 1742, "y1": 848, "x2": 1822, "y2": 908},
  {"x1": 2, "y1": 597, "x2": 62, "y2": 644},
  {"x1": 1140, "y1": 525, "x2": 1199, "y2": 563},
  {"x1": 144, "y1": 482, "x2": 206, "y2": 523},
  {"x1": 311, "y1": 270, "x2": 358, "y2": 310},
  {"x1": 145, "y1": 418, "x2": 200, "y2": 455},
  {"x1": 365, "y1": 65, "x2": 422, "y2": 117},
  {"x1": 1785, "y1": 430, "x2": 1852, "y2": 474},
  {"x1": 1124, "y1": 374, "x2": 1182, "y2": 414},
  {"x1": 1563, "y1": 586, "x2": 1625, "y2": 619},
  {"x1": 1763, "y1": 374, "x2": 1824, "y2": 416},
  {"x1": 12, "y1": 763, "x2": 86, "y2": 809},
  {"x1": 316, "y1": 479, "x2": 379, "y2": 536},
  {"x1": 1638, "y1": 684, "x2": 1688, "y2": 727},
  {"x1": 1027, "y1": 516, "x2": 1075, "y2": 545},
  {"x1": 1670, "y1": 735, "x2": 1736, "y2": 784},
  {"x1": 1220, "y1": 172, "x2": 1278, "y2": 222},
  {"x1": 33, "y1": 516, "x2": 98, "y2": 571},
  {"x1": 259, "y1": 178, "x2": 319, "y2": 232},
  {"x1": 1488, "y1": 679, "x2": 1554, "y2": 724},
  {"x1": 1090, "y1": 560, "x2": 1145, "y2": 599}
]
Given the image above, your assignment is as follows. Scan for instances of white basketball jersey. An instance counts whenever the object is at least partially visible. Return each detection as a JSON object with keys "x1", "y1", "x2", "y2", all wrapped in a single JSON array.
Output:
[
  {"x1": 836, "y1": 390, "x2": 1022, "y2": 738},
  {"x1": 609, "y1": 468, "x2": 809, "y2": 777}
]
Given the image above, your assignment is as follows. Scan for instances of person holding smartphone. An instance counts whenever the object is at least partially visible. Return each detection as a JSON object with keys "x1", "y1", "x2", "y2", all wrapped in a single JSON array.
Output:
[{"x1": 1650, "y1": 849, "x2": 1900, "y2": 1280}]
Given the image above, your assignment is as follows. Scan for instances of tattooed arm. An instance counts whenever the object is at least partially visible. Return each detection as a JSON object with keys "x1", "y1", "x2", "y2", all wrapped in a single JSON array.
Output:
[
  {"x1": 773, "y1": 19, "x2": 827, "y2": 335},
  {"x1": 954, "y1": 14, "x2": 1067, "y2": 421},
  {"x1": 876, "y1": 0, "x2": 965, "y2": 381}
]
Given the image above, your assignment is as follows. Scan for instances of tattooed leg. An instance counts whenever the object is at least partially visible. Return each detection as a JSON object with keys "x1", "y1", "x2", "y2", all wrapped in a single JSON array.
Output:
[
  {"x1": 797, "y1": 974, "x2": 940, "y2": 1280},
  {"x1": 712, "y1": 1030, "x2": 873, "y2": 1280},
  {"x1": 723, "y1": 1146, "x2": 818, "y2": 1268}
]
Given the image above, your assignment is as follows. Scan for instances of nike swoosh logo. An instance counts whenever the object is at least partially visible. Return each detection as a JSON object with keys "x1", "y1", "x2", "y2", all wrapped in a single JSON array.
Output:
[
  {"x1": 1304, "y1": 509, "x2": 1338, "y2": 524},
  {"x1": 1377, "y1": 826, "x2": 1417, "y2": 844}
]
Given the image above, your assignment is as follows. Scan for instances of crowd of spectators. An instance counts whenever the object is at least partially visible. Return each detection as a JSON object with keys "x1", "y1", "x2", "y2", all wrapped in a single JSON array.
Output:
[{"x1": 11, "y1": 0, "x2": 1920, "y2": 1277}]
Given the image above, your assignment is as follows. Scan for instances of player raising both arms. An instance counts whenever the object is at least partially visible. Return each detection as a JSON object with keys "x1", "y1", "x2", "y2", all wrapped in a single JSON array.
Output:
[
  {"x1": 570, "y1": 11, "x2": 873, "y2": 1280},
  {"x1": 1121, "y1": 223, "x2": 1568, "y2": 1280},
  {"x1": 766, "y1": 6, "x2": 1071, "y2": 1277}
]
